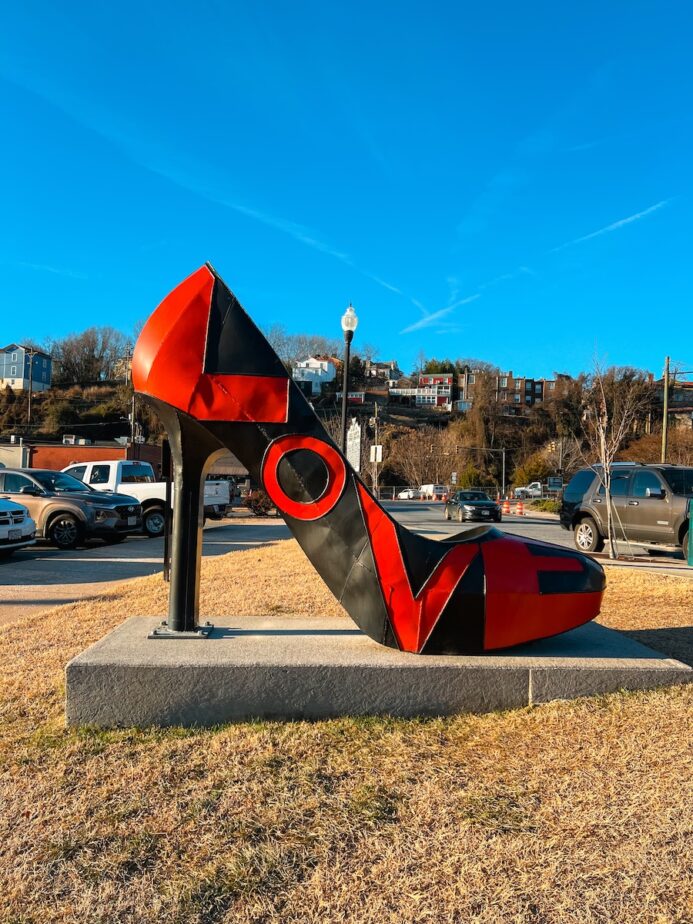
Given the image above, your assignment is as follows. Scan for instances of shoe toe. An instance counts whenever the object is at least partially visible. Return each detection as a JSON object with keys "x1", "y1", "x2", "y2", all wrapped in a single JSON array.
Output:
[{"x1": 481, "y1": 534, "x2": 606, "y2": 650}]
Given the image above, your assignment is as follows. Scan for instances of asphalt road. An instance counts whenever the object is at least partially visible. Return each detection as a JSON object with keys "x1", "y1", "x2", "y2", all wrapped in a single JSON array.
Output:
[{"x1": 0, "y1": 503, "x2": 689, "y2": 625}]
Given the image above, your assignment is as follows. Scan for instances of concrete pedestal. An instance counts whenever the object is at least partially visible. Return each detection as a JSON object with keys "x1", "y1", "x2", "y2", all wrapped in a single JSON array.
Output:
[{"x1": 65, "y1": 617, "x2": 691, "y2": 727}]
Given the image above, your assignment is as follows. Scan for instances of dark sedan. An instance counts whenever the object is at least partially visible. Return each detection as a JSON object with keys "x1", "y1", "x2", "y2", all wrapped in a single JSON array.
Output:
[{"x1": 444, "y1": 490, "x2": 501, "y2": 523}]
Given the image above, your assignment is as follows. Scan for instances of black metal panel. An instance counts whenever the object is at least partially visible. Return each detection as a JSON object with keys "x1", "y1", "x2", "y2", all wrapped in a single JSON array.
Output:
[
  {"x1": 203, "y1": 272, "x2": 287, "y2": 379},
  {"x1": 422, "y1": 551, "x2": 486, "y2": 654}
]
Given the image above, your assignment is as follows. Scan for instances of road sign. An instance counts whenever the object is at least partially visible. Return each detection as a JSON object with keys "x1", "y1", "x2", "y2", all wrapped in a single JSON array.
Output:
[
  {"x1": 346, "y1": 419, "x2": 361, "y2": 472},
  {"x1": 369, "y1": 444, "x2": 383, "y2": 463},
  {"x1": 547, "y1": 476, "x2": 563, "y2": 490}
]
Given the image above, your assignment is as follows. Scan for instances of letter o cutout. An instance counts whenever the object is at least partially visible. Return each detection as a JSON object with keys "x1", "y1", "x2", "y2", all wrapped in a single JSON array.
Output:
[{"x1": 261, "y1": 434, "x2": 347, "y2": 521}]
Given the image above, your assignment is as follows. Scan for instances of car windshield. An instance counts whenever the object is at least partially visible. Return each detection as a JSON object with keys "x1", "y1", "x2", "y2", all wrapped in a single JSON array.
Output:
[
  {"x1": 32, "y1": 471, "x2": 93, "y2": 493},
  {"x1": 661, "y1": 468, "x2": 693, "y2": 496},
  {"x1": 457, "y1": 492, "x2": 490, "y2": 502}
]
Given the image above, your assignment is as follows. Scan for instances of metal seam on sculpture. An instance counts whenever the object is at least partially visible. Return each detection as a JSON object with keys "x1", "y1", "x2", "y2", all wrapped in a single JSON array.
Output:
[
  {"x1": 201, "y1": 266, "x2": 216, "y2": 372},
  {"x1": 282, "y1": 450, "x2": 330, "y2": 505},
  {"x1": 337, "y1": 551, "x2": 367, "y2": 605}
]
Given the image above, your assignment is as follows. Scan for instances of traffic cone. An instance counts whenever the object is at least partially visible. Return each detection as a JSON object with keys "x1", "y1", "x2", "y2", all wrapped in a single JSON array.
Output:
[
  {"x1": 502, "y1": 499, "x2": 510, "y2": 515},
  {"x1": 517, "y1": 500, "x2": 524, "y2": 516}
]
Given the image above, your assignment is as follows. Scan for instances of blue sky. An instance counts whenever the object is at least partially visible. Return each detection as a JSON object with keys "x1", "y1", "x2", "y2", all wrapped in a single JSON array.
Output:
[{"x1": 1, "y1": 1, "x2": 690, "y2": 378}]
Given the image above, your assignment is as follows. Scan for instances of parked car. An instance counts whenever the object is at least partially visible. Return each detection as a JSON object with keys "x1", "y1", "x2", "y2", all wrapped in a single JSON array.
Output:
[
  {"x1": 0, "y1": 468, "x2": 142, "y2": 549},
  {"x1": 397, "y1": 487, "x2": 421, "y2": 499},
  {"x1": 61, "y1": 460, "x2": 231, "y2": 537},
  {"x1": 514, "y1": 481, "x2": 543, "y2": 499},
  {"x1": 445, "y1": 490, "x2": 502, "y2": 523},
  {"x1": 560, "y1": 463, "x2": 691, "y2": 558},
  {"x1": 0, "y1": 497, "x2": 36, "y2": 558}
]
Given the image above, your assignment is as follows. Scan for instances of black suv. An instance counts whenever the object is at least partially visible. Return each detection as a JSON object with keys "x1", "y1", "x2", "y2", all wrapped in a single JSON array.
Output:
[{"x1": 560, "y1": 463, "x2": 691, "y2": 559}]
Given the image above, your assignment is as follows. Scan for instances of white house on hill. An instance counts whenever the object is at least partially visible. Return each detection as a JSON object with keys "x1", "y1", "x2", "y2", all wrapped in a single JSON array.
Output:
[{"x1": 292, "y1": 356, "x2": 337, "y2": 395}]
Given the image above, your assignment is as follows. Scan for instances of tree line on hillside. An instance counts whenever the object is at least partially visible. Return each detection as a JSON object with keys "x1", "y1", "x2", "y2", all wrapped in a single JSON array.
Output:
[
  {"x1": 341, "y1": 365, "x2": 690, "y2": 493},
  {"x1": 4, "y1": 325, "x2": 690, "y2": 495}
]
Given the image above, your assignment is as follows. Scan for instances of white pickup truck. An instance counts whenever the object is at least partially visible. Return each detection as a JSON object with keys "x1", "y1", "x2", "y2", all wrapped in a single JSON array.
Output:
[
  {"x1": 513, "y1": 481, "x2": 543, "y2": 499},
  {"x1": 61, "y1": 460, "x2": 230, "y2": 538}
]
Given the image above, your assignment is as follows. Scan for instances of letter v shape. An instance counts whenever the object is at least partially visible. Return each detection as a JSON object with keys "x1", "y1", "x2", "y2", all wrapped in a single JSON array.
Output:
[{"x1": 356, "y1": 483, "x2": 479, "y2": 652}]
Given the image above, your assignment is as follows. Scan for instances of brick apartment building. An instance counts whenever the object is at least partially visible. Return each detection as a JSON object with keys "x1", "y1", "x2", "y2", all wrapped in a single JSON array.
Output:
[{"x1": 456, "y1": 370, "x2": 571, "y2": 414}]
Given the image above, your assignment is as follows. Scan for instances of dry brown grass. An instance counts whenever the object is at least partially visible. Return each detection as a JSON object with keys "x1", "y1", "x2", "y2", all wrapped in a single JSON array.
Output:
[{"x1": 0, "y1": 542, "x2": 691, "y2": 924}]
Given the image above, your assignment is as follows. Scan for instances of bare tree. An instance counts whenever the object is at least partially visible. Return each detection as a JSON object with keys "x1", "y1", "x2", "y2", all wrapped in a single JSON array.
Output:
[
  {"x1": 581, "y1": 364, "x2": 656, "y2": 558},
  {"x1": 264, "y1": 325, "x2": 342, "y2": 369},
  {"x1": 387, "y1": 425, "x2": 449, "y2": 487},
  {"x1": 48, "y1": 327, "x2": 131, "y2": 385}
]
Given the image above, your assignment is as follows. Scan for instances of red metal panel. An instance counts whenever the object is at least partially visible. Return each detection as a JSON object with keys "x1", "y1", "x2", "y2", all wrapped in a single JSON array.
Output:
[
  {"x1": 262, "y1": 435, "x2": 346, "y2": 521},
  {"x1": 133, "y1": 266, "x2": 289, "y2": 423},
  {"x1": 482, "y1": 538, "x2": 600, "y2": 649},
  {"x1": 190, "y1": 375, "x2": 289, "y2": 423}
]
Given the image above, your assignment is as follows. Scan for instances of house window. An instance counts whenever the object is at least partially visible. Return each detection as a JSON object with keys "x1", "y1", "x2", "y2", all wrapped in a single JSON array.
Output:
[
  {"x1": 514, "y1": 394, "x2": 521, "y2": 403},
  {"x1": 11, "y1": 352, "x2": 17, "y2": 362},
  {"x1": 500, "y1": 377, "x2": 507, "y2": 388},
  {"x1": 547, "y1": 381, "x2": 555, "y2": 390},
  {"x1": 535, "y1": 383, "x2": 542, "y2": 392},
  {"x1": 525, "y1": 382, "x2": 532, "y2": 391},
  {"x1": 468, "y1": 374, "x2": 475, "y2": 384},
  {"x1": 43, "y1": 358, "x2": 47, "y2": 368},
  {"x1": 10, "y1": 366, "x2": 16, "y2": 376}
]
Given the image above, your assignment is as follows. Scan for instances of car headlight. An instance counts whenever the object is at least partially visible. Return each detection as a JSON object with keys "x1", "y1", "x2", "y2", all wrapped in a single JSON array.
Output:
[
  {"x1": 94, "y1": 508, "x2": 112, "y2": 522},
  {"x1": 463, "y1": 505, "x2": 476, "y2": 512}
]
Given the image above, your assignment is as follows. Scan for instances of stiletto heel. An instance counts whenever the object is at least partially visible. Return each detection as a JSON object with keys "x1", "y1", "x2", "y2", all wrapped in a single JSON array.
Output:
[
  {"x1": 147, "y1": 398, "x2": 225, "y2": 635},
  {"x1": 133, "y1": 264, "x2": 606, "y2": 653}
]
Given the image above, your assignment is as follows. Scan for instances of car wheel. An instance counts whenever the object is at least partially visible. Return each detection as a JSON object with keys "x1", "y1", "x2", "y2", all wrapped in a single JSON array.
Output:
[
  {"x1": 457, "y1": 508, "x2": 463, "y2": 523},
  {"x1": 49, "y1": 514, "x2": 81, "y2": 550},
  {"x1": 444, "y1": 508, "x2": 451, "y2": 520},
  {"x1": 683, "y1": 531, "x2": 689, "y2": 561},
  {"x1": 574, "y1": 517, "x2": 604, "y2": 553},
  {"x1": 143, "y1": 507, "x2": 166, "y2": 538}
]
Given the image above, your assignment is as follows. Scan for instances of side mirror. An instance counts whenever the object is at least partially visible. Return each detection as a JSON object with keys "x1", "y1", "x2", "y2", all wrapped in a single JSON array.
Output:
[
  {"x1": 19, "y1": 485, "x2": 40, "y2": 496},
  {"x1": 645, "y1": 487, "x2": 666, "y2": 499}
]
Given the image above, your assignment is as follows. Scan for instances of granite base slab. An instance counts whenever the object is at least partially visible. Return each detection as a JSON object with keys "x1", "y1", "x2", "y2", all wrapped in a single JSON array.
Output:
[{"x1": 65, "y1": 616, "x2": 691, "y2": 727}]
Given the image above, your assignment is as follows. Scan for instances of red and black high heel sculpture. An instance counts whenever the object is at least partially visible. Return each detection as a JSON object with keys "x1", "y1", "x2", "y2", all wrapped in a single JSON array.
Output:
[{"x1": 133, "y1": 264, "x2": 605, "y2": 653}]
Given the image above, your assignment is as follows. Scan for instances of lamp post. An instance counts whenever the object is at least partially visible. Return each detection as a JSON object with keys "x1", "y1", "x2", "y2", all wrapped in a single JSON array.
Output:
[{"x1": 340, "y1": 303, "x2": 358, "y2": 452}]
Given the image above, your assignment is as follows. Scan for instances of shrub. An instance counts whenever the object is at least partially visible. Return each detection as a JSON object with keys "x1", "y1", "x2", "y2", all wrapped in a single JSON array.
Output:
[
  {"x1": 242, "y1": 489, "x2": 276, "y2": 517},
  {"x1": 530, "y1": 498, "x2": 560, "y2": 514}
]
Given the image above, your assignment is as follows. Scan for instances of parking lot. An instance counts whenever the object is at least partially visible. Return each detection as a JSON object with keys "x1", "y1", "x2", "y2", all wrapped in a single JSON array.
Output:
[{"x1": 1, "y1": 503, "x2": 689, "y2": 625}]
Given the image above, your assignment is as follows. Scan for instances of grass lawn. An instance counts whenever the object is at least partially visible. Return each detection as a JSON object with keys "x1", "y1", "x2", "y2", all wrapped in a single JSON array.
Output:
[{"x1": 1, "y1": 541, "x2": 691, "y2": 923}]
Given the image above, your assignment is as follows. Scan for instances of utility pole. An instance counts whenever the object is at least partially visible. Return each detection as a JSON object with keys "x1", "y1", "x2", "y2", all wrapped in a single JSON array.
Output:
[
  {"x1": 454, "y1": 444, "x2": 508, "y2": 496},
  {"x1": 661, "y1": 355, "x2": 670, "y2": 463},
  {"x1": 27, "y1": 351, "x2": 34, "y2": 425},
  {"x1": 24, "y1": 347, "x2": 42, "y2": 426},
  {"x1": 372, "y1": 404, "x2": 379, "y2": 498}
]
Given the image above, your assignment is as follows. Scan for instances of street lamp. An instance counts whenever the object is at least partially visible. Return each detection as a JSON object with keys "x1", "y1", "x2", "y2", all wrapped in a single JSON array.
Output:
[{"x1": 340, "y1": 303, "x2": 358, "y2": 452}]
